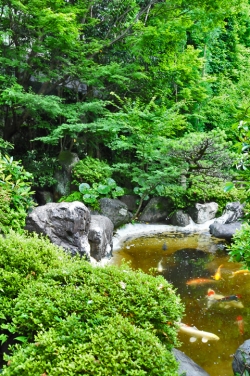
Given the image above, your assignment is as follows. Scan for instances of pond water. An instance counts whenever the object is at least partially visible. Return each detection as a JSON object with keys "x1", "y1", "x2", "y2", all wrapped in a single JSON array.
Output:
[{"x1": 111, "y1": 227, "x2": 250, "y2": 376}]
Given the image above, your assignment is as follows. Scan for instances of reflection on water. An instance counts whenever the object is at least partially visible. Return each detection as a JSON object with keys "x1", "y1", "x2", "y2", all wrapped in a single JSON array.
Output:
[{"x1": 111, "y1": 232, "x2": 249, "y2": 376}]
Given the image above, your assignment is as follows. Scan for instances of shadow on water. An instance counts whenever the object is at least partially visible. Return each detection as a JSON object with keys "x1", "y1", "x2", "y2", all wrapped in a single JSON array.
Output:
[{"x1": 111, "y1": 231, "x2": 250, "y2": 376}]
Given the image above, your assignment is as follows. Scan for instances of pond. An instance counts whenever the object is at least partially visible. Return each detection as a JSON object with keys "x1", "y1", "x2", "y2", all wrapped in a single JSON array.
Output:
[{"x1": 111, "y1": 224, "x2": 249, "y2": 376}]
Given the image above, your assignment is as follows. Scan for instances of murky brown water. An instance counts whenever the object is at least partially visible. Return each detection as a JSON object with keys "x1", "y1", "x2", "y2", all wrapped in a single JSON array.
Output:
[{"x1": 111, "y1": 231, "x2": 250, "y2": 376}]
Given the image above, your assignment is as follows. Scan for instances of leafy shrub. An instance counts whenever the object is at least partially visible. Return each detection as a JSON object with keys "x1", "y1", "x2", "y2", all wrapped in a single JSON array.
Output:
[
  {"x1": 0, "y1": 231, "x2": 69, "y2": 299},
  {"x1": 78, "y1": 177, "x2": 124, "y2": 209},
  {"x1": 164, "y1": 182, "x2": 247, "y2": 215},
  {"x1": 0, "y1": 154, "x2": 35, "y2": 232},
  {"x1": 3, "y1": 314, "x2": 178, "y2": 376},
  {"x1": 72, "y1": 156, "x2": 112, "y2": 186},
  {"x1": 21, "y1": 150, "x2": 60, "y2": 188},
  {"x1": 0, "y1": 232, "x2": 184, "y2": 375},
  {"x1": 228, "y1": 223, "x2": 250, "y2": 267},
  {"x1": 58, "y1": 191, "x2": 83, "y2": 203}
]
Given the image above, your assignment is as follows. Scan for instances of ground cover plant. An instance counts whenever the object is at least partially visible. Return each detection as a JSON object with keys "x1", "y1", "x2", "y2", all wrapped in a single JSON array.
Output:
[{"x1": 0, "y1": 231, "x2": 184, "y2": 375}]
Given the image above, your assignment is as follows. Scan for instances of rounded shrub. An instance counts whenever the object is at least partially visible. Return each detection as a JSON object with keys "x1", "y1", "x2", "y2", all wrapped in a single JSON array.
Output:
[{"x1": 3, "y1": 314, "x2": 178, "y2": 376}]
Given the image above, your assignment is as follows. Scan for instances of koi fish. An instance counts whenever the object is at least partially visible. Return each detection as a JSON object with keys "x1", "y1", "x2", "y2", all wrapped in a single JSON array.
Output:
[
  {"x1": 206, "y1": 289, "x2": 244, "y2": 309},
  {"x1": 162, "y1": 242, "x2": 168, "y2": 251},
  {"x1": 157, "y1": 258, "x2": 164, "y2": 272},
  {"x1": 186, "y1": 278, "x2": 217, "y2": 286},
  {"x1": 211, "y1": 264, "x2": 223, "y2": 281},
  {"x1": 178, "y1": 323, "x2": 220, "y2": 343},
  {"x1": 230, "y1": 269, "x2": 250, "y2": 278},
  {"x1": 235, "y1": 315, "x2": 244, "y2": 335}
]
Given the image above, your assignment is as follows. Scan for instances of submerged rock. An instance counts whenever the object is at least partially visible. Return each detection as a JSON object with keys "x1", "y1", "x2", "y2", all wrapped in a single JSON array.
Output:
[
  {"x1": 232, "y1": 340, "x2": 250, "y2": 375},
  {"x1": 172, "y1": 348, "x2": 210, "y2": 376}
]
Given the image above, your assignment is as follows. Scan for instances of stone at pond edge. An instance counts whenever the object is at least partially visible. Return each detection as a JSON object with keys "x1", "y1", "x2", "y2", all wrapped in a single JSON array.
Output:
[
  {"x1": 88, "y1": 215, "x2": 114, "y2": 261},
  {"x1": 209, "y1": 221, "x2": 242, "y2": 240},
  {"x1": 232, "y1": 339, "x2": 250, "y2": 375},
  {"x1": 172, "y1": 349, "x2": 210, "y2": 376},
  {"x1": 138, "y1": 197, "x2": 171, "y2": 223},
  {"x1": 25, "y1": 201, "x2": 91, "y2": 258},
  {"x1": 170, "y1": 210, "x2": 190, "y2": 227},
  {"x1": 188, "y1": 202, "x2": 218, "y2": 224},
  {"x1": 99, "y1": 198, "x2": 132, "y2": 228}
]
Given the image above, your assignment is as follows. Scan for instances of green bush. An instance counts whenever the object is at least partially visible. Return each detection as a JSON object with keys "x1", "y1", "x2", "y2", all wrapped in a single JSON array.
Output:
[
  {"x1": 0, "y1": 154, "x2": 35, "y2": 233},
  {"x1": 3, "y1": 315, "x2": 178, "y2": 376},
  {"x1": 228, "y1": 223, "x2": 250, "y2": 267},
  {"x1": 72, "y1": 156, "x2": 112, "y2": 186},
  {"x1": 21, "y1": 150, "x2": 60, "y2": 188},
  {"x1": 0, "y1": 232, "x2": 184, "y2": 375}
]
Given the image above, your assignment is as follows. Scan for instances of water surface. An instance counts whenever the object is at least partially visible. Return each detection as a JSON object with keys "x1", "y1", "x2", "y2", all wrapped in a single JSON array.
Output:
[{"x1": 111, "y1": 230, "x2": 249, "y2": 376}]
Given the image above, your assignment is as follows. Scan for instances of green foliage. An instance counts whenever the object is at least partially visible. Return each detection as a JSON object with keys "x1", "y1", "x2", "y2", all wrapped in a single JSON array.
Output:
[
  {"x1": 72, "y1": 157, "x2": 112, "y2": 186},
  {"x1": 0, "y1": 154, "x2": 35, "y2": 232},
  {"x1": 0, "y1": 231, "x2": 69, "y2": 299},
  {"x1": 228, "y1": 223, "x2": 250, "y2": 267},
  {"x1": 3, "y1": 314, "x2": 178, "y2": 376},
  {"x1": 59, "y1": 191, "x2": 83, "y2": 203},
  {"x1": 21, "y1": 151, "x2": 60, "y2": 188},
  {"x1": 78, "y1": 178, "x2": 124, "y2": 209},
  {"x1": 0, "y1": 231, "x2": 183, "y2": 375}
]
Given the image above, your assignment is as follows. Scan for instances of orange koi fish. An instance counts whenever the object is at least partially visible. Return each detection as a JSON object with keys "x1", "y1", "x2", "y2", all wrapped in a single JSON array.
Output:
[
  {"x1": 211, "y1": 264, "x2": 223, "y2": 281},
  {"x1": 230, "y1": 269, "x2": 250, "y2": 278},
  {"x1": 186, "y1": 278, "x2": 217, "y2": 286},
  {"x1": 235, "y1": 316, "x2": 244, "y2": 335}
]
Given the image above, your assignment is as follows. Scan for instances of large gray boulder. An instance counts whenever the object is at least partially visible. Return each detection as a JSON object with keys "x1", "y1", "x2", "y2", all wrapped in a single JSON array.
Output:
[
  {"x1": 88, "y1": 215, "x2": 114, "y2": 261},
  {"x1": 25, "y1": 201, "x2": 91, "y2": 258},
  {"x1": 172, "y1": 349, "x2": 210, "y2": 376},
  {"x1": 99, "y1": 198, "x2": 132, "y2": 228},
  {"x1": 209, "y1": 221, "x2": 242, "y2": 240},
  {"x1": 138, "y1": 197, "x2": 171, "y2": 223},
  {"x1": 188, "y1": 202, "x2": 218, "y2": 224},
  {"x1": 171, "y1": 210, "x2": 190, "y2": 227},
  {"x1": 232, "y1": 340, "x2": 250, "y2": 375}
]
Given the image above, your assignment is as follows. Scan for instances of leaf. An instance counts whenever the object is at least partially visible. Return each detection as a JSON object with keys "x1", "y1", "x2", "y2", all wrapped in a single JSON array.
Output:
[
  {"x1": 97, "y1": 184, "x2": 111, "y2": 194},
  {"x1": 223, "y1": 182, "x2": 234, "y2": 192},
  {"x1": 79, "y1": 183, "x2": 90, "y2": 194},
  {"x1": 15, "y1": 336, "x2": 28, "y2": 343}
]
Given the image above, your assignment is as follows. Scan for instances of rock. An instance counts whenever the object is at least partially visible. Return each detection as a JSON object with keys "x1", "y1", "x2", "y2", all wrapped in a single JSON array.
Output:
[
  {"x1": 188, "y1": 202, "x2": 218, "y2": 224},
  {"x1": 172, "y1": 349, "x2": 210, "y2": 376},
  {"x1": 232, "y1": 340, "x2": 250, "y2": 375},
  {"x1": 99, "y1": 198, "x2": 132, "y2": 228},
  {"x1": 25, "y1": 201, "x2": 91, "y2": 258},
  {"x1": 209, "y1": 221, "x2": 242, "y2": 240},
  {"x1": 213, "y1": 201, "x2": 244, "y2": 224},
  {"x1": 171, "y1": 210, "x2": 190, "y2": 227},
  {"x1": 119, "y1": 195, "x2": 139, "y2": 212},
  {"x1": 53, "y1": 151, "x2": 79, "y2": 200},
  {"x1": 88, "y1": 215, "x2": 114, "y2": 261},
  {"x1": 138, "y1": 197, "x2": 170, "y2": 223}
]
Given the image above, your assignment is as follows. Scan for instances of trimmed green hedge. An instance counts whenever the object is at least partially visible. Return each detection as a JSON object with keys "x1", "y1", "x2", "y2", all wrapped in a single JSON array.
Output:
[{"x1": 0, "y1": 231, "x2": 184, "y2": 375}]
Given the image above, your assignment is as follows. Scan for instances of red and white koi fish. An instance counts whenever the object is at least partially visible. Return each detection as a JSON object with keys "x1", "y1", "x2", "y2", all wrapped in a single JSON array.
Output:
[
  {"x1": 178, "y1": 323, "x2": 220, "y2": 343},
  {"x1": 206, "y1": 289, "x2": 244, "y2": 309},
  {"x1": 211, "y1": 264, "x2": 223, "y2": 281},
  {"x1": 235, "y1": 315, "x2": 244, "y2": 335}
]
